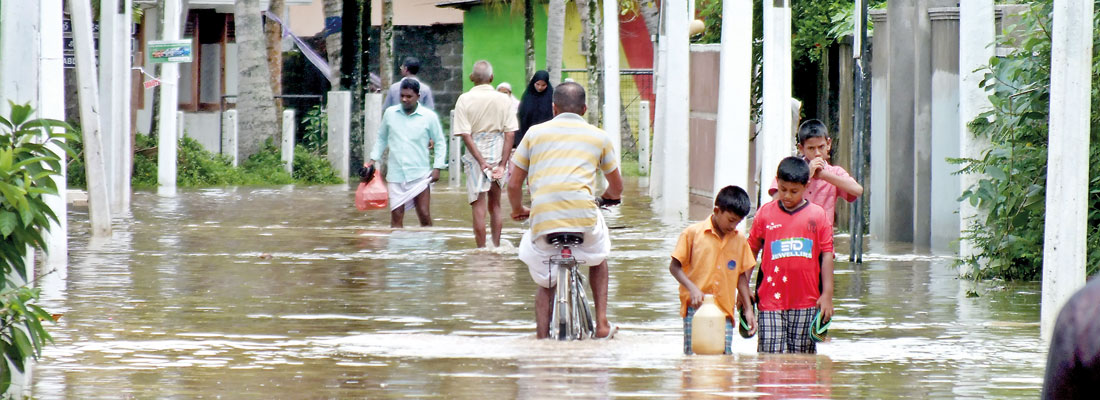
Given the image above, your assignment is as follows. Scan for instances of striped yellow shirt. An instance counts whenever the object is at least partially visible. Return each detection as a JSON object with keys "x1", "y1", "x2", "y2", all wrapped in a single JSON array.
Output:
[{"x1": 511, "y1": 113, "x2": 619, "y2": 239}]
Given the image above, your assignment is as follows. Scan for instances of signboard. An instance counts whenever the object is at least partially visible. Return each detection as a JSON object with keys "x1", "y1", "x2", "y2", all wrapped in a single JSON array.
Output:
[{"x1": 148, "y1": 40, "x2": 193, "y2": 63}]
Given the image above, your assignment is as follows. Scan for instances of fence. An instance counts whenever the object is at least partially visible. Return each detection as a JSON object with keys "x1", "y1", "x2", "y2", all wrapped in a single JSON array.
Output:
[{"x1": 560, "y1": 69, "x2": 654, "y2": 155}]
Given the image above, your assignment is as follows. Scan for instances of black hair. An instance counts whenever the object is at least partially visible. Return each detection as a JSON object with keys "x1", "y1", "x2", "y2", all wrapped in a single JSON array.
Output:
[
  {"x1": 715, "y1": 185, "x2": 751, "y2": 217},
  {"x1": 797, "y1": 119, "x2": 829, "y2": 145},
  {"x1": 403, "y1": 57, "x2": 421, "y2": 75},
  {"x1": 400, "y1": 78, "x2": 420, "y2": 95},
  {"x1": 777, "y1": 156, "x2": 810, "y2": 185},
  {"x1": 552, "y1": 82, "x2": 586, "y2": 114}
]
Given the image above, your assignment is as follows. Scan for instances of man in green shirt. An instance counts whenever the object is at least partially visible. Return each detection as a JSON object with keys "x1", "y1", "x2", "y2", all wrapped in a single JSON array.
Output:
[{"x1": 364, "y1": 79, "x2": 447, "y2": 228}]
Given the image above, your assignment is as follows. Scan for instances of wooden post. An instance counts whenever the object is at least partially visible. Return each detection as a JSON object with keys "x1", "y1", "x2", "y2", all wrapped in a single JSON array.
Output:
[
  {"x1": 69, "y1": 0, "x2": 112, "y2": 236},
  {"x1": 1041, "y1": 0, "x2": 1092, "y2": 343}
]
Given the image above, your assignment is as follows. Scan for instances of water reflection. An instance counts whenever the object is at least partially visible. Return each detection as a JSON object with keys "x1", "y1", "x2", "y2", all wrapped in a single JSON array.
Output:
[{"x1": 32, "y1": 180, "x2": 1046, "y2": 398}]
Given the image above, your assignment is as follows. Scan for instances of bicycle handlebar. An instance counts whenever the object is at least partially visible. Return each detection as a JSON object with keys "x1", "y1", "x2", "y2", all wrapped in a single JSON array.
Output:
[{"x1": 596, "y1": 197, "x2": 621, "y2": 208}]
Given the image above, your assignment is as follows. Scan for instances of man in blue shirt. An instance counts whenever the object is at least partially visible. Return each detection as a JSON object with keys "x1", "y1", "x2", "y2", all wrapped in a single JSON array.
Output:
[
  {"x1": 364, "y1": 79, "x2": 447, "y2": 228},
  {"x1": 382, "y1": 57, "x2": 435, "y2": 110}
]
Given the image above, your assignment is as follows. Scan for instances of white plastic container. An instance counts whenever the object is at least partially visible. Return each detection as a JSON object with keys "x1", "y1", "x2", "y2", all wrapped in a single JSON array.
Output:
[{"x1": 691, "y1": 294, "x2": 726, "y2": 355}]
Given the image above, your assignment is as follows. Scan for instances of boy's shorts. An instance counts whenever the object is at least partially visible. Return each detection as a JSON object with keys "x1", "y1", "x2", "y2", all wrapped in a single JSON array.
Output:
[
  {"x1": 519, "y1": 212, "x2": 610, "y2": 289},
  {"x1": 757, "y1": 307, "x2": 817, "y2": 354},
  {"x1": 683, "y1": 306, "x2": 734, "y2": 355}
]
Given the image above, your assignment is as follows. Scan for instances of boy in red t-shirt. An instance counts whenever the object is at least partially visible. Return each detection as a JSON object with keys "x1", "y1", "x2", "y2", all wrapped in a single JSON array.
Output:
[{"x1": 747, "y1": 157, "x2": 835, "y2": 354}]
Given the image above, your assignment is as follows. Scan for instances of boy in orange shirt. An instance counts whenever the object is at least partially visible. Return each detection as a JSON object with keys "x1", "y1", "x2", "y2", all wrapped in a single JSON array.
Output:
[{"x1": 669, "y1": 185, "x2": 757, "y2": 354}]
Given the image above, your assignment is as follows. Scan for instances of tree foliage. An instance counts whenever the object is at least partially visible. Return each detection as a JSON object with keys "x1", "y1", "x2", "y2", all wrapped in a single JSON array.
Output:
[
  {"x1": 0, "y1": 102, "x2": 70, "y2": 393},
  {"x1": 955, "y1": 1, "x2": 1100, "y2": 280}
]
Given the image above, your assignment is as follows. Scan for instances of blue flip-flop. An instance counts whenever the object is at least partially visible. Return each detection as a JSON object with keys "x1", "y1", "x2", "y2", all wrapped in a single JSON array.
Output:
[{"x1": 738, "y1": 300, "x2": 755, "y2": 338}]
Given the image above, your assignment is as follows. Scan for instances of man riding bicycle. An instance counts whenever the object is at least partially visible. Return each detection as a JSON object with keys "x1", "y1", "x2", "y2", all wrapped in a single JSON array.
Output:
[{"x1": 507, "y1": 82, "x2": 623, "y2": 339}]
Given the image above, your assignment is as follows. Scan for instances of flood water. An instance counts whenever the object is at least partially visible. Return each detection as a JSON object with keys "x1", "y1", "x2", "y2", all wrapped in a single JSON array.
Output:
[{"x1": 32, "y1": 179, "x2": 1046, "y2": 398}]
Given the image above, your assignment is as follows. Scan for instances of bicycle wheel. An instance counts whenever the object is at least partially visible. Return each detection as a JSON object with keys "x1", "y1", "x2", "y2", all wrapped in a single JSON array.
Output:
[
  {"x1": 574, "y1": 275, "x2": 595, "y2": 338},
  {"x1": 553, "y1": 262, "x2": 572, "y2": 340}
]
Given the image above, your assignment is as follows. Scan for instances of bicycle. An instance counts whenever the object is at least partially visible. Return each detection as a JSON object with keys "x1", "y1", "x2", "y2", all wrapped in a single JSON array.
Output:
[{"x1": 546, "y1": 197, "x2": 620, "y2": 341}]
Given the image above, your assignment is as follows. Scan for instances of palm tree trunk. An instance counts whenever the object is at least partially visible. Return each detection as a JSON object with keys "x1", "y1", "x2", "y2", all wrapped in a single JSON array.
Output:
[
  {"x1": 235, "y1": 0, "x2": 278, "y2": 158},
  {"x1": 322, "y1": 0, "x2": 342, "y2": 88},
  {"x1": 380, "y1": 0, "x2": 394, "y2": 89},
  {"x1": 546, "y1": 0, "x2": 566, "y2": 87},
  {"x1": 265, "y1": 0, "x2": 285, "y2": 139},
  {"x1": 524, "y1": 0, "x2": 536, "y2": 81}
]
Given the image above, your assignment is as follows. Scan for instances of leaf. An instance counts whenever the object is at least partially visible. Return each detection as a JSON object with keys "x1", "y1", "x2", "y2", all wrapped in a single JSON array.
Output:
[
  {"x1": 8, "y1": 102, "x2": 31, "y2": 127},
  {"x1": 0, "y1": 212, "x2": 17, "y2": 237}
]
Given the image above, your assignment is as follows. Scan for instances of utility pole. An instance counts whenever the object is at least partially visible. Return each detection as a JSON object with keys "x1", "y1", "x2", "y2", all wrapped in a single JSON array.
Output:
[
  {"x1": 157, "y1": 0, "x2": 182, "y2": 196},
  {"x1": 1041, "y1": 0, "x2": 1092, "y2": 343},
  {"x1": 760, "y1": 0, "x2": 793, "y2": 199},
  {"x1": 849, "y1": 0, "x2": 869, "y2": 263},
  {"x1": 712, "y1": 0, "x2": 752, "y2": 201},
  {"x1": 69, "y1": 0, "x2": 113, "y2": 236},
  {"x1": 603, "y1": 0, "x2": 621, "y2": 161}
]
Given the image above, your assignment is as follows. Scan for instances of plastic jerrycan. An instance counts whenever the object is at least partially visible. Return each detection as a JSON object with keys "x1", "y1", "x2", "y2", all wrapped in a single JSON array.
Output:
[{"x1": 691, "y1": 294, "x2": 726, "y2": 355}]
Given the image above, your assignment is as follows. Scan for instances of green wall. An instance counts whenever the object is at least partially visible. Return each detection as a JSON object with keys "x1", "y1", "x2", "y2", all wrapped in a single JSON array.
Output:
[{"x1": 462, "y1": 5, "x2": 548, "y2": 93}]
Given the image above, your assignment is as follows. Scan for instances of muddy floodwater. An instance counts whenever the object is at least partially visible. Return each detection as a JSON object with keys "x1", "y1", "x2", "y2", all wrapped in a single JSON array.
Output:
[{"x1": 32, "y1": 179, "x2": 1045, "y2": 398}]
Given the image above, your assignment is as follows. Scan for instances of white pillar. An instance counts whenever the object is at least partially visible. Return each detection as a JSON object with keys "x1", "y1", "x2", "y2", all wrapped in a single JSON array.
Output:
[
  {"x1": 659, "y1": 0, "x2": 690, "y2": 221},
  {"x1": 760, "y1": 0, "x2": 793, "y2": 194},
  {"x1": 99, "y1": 0, "x2": 119, "y2": 206},
  {"x1": 69, "y1": 0, "x2": 113, "y2": 236},
  {"x1": 222, "y1": 110, "x2": 239, "y2": 166},
  {"x1": 117, "y1": 0, "x2": 133, "y2": 212},
  {"x1": 958, "y1": 1, "x2": 994, "y2": 262},
  {"x1": 282, "y1": 109, "x2": 296, "y2": 174},
  {"x1": 1041, "y1": 0, "x2": 1092, "y2": 343},
  {"x1": 327, "y1": 91, "x2": 351, "y2": 183},
  {"x1": 448, "y1": 109, "x2": 462, "y2": 186},
  {"x1": 157, "y1": 0, "x2": 182, "y2": 196},
  {"x1": 40, "y1": 0, "x2": 68, "y2": 268},
  {"x1": 712, "y1": 0, "x2": 752, "y2": 195},
  {"x1": 639, "y1": 100, "x2": 650, "y2": 176},
  {"x1": 602, "y1": 0, "x2": 621, "y2": 160},
  {"x1": 648, "y1": 37, "x2": 668, "y2": 201},
  {"x1": 177, "y1": 111, "x2": 185, "y2": 141},
  {"x1": 363, "y1": 93, "x2": 382, "y2": 172}
]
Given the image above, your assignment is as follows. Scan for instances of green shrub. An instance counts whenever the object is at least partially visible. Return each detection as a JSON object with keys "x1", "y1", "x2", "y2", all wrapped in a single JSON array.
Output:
[
  {"x1": 0, "y1": 102, "x2": 67, "y2": 392},
  {"x1": 67, "y1": 134, "x2": 343, "y2": 188},
  {"x1": 956, "y1": 1, "x2": 1100, "y2": 280}
]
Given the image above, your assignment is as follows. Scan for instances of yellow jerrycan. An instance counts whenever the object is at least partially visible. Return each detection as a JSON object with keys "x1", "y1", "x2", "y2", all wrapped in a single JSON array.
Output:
[{"x1": 691, "y1": 294, "x2": 726, "y2": 355}]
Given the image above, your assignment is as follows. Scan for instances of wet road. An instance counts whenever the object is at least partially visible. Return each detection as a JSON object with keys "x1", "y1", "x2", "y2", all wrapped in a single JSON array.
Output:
[{"x1": 33, "y1": 179, "x2": 1046, "y2": 398}]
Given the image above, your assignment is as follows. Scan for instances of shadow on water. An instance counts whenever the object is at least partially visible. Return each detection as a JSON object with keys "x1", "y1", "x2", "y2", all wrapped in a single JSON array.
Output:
[{"x1": 33, "y1": 179, "x2": 1044, "y2": 398}]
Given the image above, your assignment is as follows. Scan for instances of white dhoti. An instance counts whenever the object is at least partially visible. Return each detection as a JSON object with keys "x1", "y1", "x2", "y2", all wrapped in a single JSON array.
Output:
[
  {"x1": 386, "y1": 174, "x2": 432, "y2": 212},
  {"x1": 461, "y1": 131, "x2": 506, "y2": 204}
]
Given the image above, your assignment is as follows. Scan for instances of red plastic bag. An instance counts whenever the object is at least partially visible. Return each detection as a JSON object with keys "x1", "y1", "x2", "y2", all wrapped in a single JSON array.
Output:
[{"x1": 355, "y1": 170, "x2": 388, "y2": 211}]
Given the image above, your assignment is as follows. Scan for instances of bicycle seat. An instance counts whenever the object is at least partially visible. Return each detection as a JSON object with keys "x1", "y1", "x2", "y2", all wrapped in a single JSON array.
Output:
[{"x1": 546, "y1": 232, "x2": 585, "y2": 246}]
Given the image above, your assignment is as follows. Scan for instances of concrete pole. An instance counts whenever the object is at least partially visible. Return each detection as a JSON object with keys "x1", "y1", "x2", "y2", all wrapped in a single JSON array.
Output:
[
  {"x1": 363, "y1": 92, "x2": 383, "y2": 176},
  {"x1": 602, "y1": 0, "x2": 621, "y2": 160},
  {"x1": 885, "y1": 0, "x2": 916, "y2": 243},
  {"x1": 448, "y1": 109, "x2": 462, "y2": 186},
  {"x1": 648, "y1": 37, "x2": 668, "y2": 201},
  {"x1": 958, "y1": 0, "x2": 994, "y2": 261},
  {"x1": 99, "y1": 0, "x2": 119, "y2": 208},
  {"x1": 1041, "y1": 0, "x2": 1092, "y2": 343},
  {"x1": 69, "y1": 0, "x2": 112, "y2": 236},
  {"x1": 157, "y1": 0, "x2": 182, "y2": 196},
  {"x1": 118, "y1": 0, "x2": 133, "y2": 212},
  {"x1": 222, "y1": 110, "x2": 239, "y2": 166},
  {"x1": 639, "y1": 100, "x2": 650, "y2": 176},
  {"x1": 282, "y1": 109, "x2": 295, "y2": 174},
  {"x1": 659, "y1": 0, "x2": 690, "y2": 221},
  {"x1": 176, "y1": 111, "x2": 185, "y2": 141},
  {"x1": 929, "y1": 9, "x2": 961, "y2": 252},
  {"x1": 760, "y1": 0, "x2": 793, "y2": 194},
  {"x1": 40, "y1": 0, "x2": 68, "y2": 268},
  {"x1": 327, "y1": 91, "x2": 351, "y2": 183},
  {"x1": 712, "y1": 0, "x2": 752, "y2": 195},
  {"x1": 868, "y1": 10, "x2": 888, "y2": 239}
]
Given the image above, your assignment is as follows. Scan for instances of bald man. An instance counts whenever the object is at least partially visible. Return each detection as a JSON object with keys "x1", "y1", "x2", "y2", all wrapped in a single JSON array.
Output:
[
  {"x1": 453, "y1": 60, "x2": 519, "y2": 248},
  {"x1": 508, "y1": 82, "x2": 623, "y2": 339}
]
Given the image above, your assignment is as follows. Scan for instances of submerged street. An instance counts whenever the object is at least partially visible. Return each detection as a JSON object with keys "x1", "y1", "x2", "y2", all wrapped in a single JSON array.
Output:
[{"x1": 33, "y1": 179, "x2": 1045, "y2": 398}]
